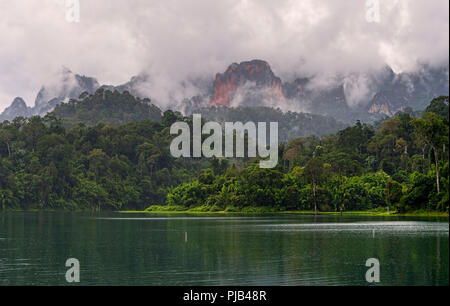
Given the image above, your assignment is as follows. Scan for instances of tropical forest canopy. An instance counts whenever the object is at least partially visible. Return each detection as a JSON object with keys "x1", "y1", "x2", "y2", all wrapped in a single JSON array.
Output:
[{"x1": 0, "y1": 90, "x2": 448, "y2": 214}]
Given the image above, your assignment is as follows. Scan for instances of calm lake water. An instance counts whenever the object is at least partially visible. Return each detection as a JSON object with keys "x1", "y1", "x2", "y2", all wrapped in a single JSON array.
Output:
[{"x1": 0, "y1": 212, "x2": 448, "y2": 286}]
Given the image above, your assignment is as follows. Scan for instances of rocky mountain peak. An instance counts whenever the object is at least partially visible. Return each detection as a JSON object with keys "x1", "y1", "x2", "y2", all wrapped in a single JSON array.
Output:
[
  {"x1": 11, "y1": 97, "x2": 27, "y2": 108},
  {"x1": 211, "y1": 60, "x2": 285, "y2": 107},
  {"x1": 33, "y1": 67, "x2": 100, "y2": 113},
  {"x1": 0, "y1": 97, "x2": 32, "y2": 122}
]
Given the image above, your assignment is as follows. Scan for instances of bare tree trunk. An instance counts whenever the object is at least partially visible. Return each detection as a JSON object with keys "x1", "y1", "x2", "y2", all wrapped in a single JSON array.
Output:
[
  {"x1": 313, "y1": 182, "x2": 318, "y2": 215},
  {"x1": 433, "y1": 146, "x2": 440, "y2": 194},
  {"x1": 442, "y1": 144, "x2": 446, "y2": 164},
  {"x1": 339, "y1": 173, "x2": 343, "y2": 216},
  {"x1": 6, "y1": 141, "x2": 10, "y2": 157}
]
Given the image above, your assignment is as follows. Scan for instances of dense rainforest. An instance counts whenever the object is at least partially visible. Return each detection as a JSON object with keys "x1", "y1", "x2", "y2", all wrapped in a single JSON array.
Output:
[
  {"x1": 191, "y1": 105, "x2": 347, "y2": 141},
  {"x1": 0, "y1": 90, "x2": 448, "y2": 214},
  {"x1": 52, "y1": 88, "x2": 347, "y2": 139}
]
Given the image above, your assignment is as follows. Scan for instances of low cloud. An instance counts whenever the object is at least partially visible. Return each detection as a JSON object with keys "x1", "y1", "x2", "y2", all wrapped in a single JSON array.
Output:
[{"x1": 0, "y1": 0, "x2": 448, "y2": 111}]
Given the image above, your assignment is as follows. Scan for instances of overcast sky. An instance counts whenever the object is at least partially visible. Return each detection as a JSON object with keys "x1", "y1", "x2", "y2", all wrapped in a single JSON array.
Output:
[{"x1": 0, "y1": 0, "x2": 448, "y2": 111}]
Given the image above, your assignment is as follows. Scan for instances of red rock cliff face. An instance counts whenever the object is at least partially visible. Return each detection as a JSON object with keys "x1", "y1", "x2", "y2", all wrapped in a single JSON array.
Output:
[{"x1": 211, "y1": 60, "x2": 285, "y2": 106}]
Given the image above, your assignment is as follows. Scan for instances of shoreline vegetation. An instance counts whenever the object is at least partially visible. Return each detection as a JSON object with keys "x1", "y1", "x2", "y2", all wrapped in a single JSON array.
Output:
[
  {"x1": 118, "y1": 206, "x2": 449, "y2": 217},
  {"x1": 2, "y1": 207, "x2": 448, "y2": 217}
]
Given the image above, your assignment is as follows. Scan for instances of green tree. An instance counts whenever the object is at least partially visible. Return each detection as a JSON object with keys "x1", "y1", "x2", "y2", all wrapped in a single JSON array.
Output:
[
  {"x1": 304, "y1": 158, "x2": 329, "y2": 214},
  {"x1": 385, "y1": 180, "x2": 403, "y2": 211},
  {"x1": 412, "y1": 112, "x2": 449, "y2": 194}
]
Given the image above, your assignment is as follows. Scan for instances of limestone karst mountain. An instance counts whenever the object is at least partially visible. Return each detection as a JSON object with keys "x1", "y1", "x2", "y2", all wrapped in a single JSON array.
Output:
[{"x1": 1, "y1": 61, "x2": 448, "y2": 124}]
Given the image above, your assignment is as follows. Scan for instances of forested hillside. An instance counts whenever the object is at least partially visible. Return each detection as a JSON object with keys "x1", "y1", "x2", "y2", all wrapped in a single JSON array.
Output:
[
  {"x1": 53, "y1": 89, "x2": 162, "y2": 128},
  {"x1": 192, "y1": 106, "x2": 346, "y2": 141},
  {"x1": 166, "y1": 97, "x2": 449, "y2": 214},
  {"x1": 0, "y1": 93, "x2": 448, "y2": 214},
  {"x1": 51, "y1": 88, "x2": 346, "y2": 140},
  {"x1": 0, "y1": 110, "x2": 202, "y2": 210}
]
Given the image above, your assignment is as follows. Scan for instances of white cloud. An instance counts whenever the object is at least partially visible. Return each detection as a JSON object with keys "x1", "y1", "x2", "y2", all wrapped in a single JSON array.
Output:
[{"x1": 0, "y1": 0, "x2": 448, "y2": 111}]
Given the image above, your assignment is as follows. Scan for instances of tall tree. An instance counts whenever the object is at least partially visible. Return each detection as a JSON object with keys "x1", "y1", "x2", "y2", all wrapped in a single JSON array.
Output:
[
  {"x1": 304, "y1": 158, "x2": 328, "y2": 215},
  {"x1": 412, "y1": 113, "x2": 449, "y2": 194}
]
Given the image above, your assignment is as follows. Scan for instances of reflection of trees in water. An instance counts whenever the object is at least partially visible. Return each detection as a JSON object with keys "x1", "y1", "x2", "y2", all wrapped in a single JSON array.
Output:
[{"x1": 0, "y1": 212, "x2": 448, "y2": 285}]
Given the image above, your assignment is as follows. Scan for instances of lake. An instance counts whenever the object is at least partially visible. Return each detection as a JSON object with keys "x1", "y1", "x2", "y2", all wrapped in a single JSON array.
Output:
[{"x1": 0, "y1": 212, "x2": 448, "y2": 286}]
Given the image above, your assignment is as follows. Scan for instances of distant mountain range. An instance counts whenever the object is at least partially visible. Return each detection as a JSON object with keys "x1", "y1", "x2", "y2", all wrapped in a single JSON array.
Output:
[
  {"x1": 1, "y1": 67, "x2": 99, "y2": 122},
  {"x1": 204, "y1": 60, "x2": 448, "y2": 123},
  {"x1": 1, "y1": 60, "x2": 448, "y2": 124}
]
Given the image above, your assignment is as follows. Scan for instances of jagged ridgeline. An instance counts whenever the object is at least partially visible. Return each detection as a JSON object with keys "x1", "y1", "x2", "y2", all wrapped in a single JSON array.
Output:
[
  {"x1": 52, "y1": 89, "x2": 163, "y2": 128},
  {"x1": 2, "y1": 61, "x2": 447, "y2": 126},
  {"x1": 52, "y1": 89, "x2": 347, "y2": 140}
]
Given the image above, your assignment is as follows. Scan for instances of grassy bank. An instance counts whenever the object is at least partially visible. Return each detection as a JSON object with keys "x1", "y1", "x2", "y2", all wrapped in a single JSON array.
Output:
[
  {"x1": 3, "y1": 206, "x2": 447, "y2": 217},
  {"x1": 119, "y1": 205, "x2": 448, "y2": 217}
]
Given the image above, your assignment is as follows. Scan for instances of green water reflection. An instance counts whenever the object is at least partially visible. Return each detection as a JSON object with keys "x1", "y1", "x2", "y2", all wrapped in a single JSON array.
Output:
[{"x1": 0, "y1": 212, "x2": 448, "y2": 285}]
